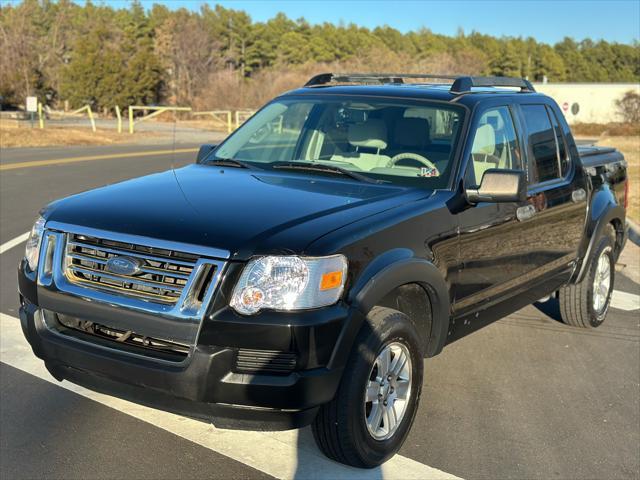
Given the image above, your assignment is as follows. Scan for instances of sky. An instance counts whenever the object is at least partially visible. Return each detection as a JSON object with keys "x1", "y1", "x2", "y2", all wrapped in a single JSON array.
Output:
[{"x1": 90, "y1": 0, "x2": 640, "y2": 45}]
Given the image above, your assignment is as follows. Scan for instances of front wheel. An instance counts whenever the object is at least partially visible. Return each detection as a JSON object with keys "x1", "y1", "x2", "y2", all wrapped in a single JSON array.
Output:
[
  {"x1": 312, "y1": 307, "x2": 423, "y2": 468},
  {"x1": 559, "y1": 229, "x2": 615, "y2": 328}
]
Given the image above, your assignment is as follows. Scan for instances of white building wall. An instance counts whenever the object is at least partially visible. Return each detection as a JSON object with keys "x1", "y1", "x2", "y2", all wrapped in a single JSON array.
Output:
[{"x1": 532, "y1": 83, "x2": 639, "y2": 124}]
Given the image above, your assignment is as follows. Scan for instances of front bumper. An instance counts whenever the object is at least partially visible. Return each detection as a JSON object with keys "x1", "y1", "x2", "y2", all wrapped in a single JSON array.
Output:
[{"x1": 18, "y1": 256, "x2": 354, "y2": 430}]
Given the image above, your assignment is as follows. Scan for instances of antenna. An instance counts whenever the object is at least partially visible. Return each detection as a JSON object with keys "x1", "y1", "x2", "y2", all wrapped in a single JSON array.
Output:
[{"x1": 171, "y1": 108, "x2": 177, "y2": 170}]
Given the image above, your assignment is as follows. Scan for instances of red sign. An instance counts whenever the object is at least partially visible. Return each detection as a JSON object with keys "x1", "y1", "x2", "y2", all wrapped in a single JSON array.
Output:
[{"x1": 562, "y1": 102, "x2": 569, "y2": 112}]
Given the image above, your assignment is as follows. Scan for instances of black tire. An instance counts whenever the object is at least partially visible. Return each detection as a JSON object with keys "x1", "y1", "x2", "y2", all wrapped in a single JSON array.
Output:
[
  {"x1": 311, "y1": 306, "x2": 424, "y2": 468},
  {"x1": 559, "y1": 226, "x2": 616, "y2": 328}
]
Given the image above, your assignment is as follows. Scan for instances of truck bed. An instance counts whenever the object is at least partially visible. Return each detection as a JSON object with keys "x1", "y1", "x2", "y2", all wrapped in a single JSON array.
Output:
[{"x1": 578, "y1": 145, "x2": 624, "y2": 168}]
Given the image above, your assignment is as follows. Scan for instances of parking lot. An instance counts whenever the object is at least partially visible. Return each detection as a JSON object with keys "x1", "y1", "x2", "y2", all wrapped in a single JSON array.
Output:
[{"x1": 1, "y1": 143, "x2": 638, "y2": 480}]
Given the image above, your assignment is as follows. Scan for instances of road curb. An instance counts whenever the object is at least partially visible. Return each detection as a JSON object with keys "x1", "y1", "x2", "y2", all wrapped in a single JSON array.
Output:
[{"x1": 627, "y1": 219, "x2": 640, "y2": 247}]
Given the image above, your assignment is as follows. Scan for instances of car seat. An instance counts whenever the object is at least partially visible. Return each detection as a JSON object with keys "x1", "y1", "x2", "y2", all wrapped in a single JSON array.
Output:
[
  {"x1": 330, "y1": 119, "x2": 390, "y2": 171},
  {"x1": 470, "y1": 123, "x2": 500, "y2": 185}
]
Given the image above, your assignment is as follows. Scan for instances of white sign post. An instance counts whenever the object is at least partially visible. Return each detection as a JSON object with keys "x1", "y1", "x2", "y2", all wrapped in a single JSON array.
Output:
[
  {"x1": 26, "y1": 96, "x2": 38, "y2": 112},
  {"x1": 26, "y1": 96, "x2": 38, "y2": 128}
]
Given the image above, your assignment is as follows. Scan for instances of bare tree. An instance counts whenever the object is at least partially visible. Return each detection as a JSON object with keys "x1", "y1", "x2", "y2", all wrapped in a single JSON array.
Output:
[
  {"x1": 155, "y1": 12, "x2": 221, "y2": 106},
  {"x1": 0, "y1": 4, "x2": 38, "y2": 104},
  {"x1": 616, "y1": 90, "x2": 640, "y2": 123}
]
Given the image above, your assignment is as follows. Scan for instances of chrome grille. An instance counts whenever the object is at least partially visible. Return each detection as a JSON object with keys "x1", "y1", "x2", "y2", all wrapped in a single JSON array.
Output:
[{"x1": 65, "y1": 233, "x2": 201, "y2": 305}]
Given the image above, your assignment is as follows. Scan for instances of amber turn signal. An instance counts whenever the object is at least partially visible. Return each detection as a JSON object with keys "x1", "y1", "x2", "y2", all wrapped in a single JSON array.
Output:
[{"x1": 320, "y1": 270, "x2": 343, "y2": 291}]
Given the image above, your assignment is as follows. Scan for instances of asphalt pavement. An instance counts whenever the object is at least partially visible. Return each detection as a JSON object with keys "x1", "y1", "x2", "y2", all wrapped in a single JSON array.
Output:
[{"x1": 1, "y1": 143, "x2": 638, "y2": 480}]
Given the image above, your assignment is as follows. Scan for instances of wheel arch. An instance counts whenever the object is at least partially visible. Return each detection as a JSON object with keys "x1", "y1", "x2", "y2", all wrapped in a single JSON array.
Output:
[{"x1": 335, "y1": 250, "x2": 450, "y2": 363}]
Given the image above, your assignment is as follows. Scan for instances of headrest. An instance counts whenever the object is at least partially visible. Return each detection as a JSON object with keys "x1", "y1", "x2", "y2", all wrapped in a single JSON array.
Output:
[
  {"x1": 472, "y1": 124, "x2": 496, "y2": 156},
  {"x1": 483, "y1": 112, "x2": 505, "y2": 131},
  {"x1": 348, "y1": 119, "x2": 387, "y2": 150},
  {"x1": 394, "y1": 117, "x2": 431, "y2": 148}
]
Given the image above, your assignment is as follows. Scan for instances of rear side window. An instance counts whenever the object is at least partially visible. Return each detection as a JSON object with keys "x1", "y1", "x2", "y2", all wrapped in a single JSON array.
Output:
[
  {"x1": 548, "y1": 107, "x2": 571, "y2": 177},
  {"x1": 521, "y1": 104, "x2": 560, "y2": 183}
]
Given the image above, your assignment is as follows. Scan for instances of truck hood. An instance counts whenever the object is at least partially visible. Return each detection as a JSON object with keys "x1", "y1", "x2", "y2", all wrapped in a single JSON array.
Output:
[{"x1": 45, "y1": 164, "x2": 430, "y2": 260}]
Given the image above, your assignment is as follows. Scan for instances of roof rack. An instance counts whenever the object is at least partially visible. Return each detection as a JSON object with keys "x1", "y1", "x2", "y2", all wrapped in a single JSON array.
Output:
[
  {"x1": 450, "y1": 76, "x2": 535, "y2": 94},
  {"x1": 304, "y1": 73, "x2": 536, "y2": 94}
]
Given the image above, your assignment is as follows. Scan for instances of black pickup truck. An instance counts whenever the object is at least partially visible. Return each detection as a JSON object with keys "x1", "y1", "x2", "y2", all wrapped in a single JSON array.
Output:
[{"x1": 18, "y1": 74, "x2": 629, "y2": 468}]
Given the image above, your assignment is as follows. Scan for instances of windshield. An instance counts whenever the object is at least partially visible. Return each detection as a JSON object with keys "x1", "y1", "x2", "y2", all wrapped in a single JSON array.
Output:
[{"x1": 211, "y1": 96, "x2": 464, "y2": 188}]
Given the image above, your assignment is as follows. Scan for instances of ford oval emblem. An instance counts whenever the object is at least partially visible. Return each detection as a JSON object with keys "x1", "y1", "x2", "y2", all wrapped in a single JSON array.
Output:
[{"x1": 105, "y1": 256, "x2": 143, "y2": 276}]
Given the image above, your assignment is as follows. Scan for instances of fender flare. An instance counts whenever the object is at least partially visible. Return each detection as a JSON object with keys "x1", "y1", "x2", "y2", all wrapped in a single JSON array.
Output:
[
  {"x1": 328, "y1": 250, "x2": 450, "y2": 368},
  {"x1": 575, "y1": 200, "x2": 625, "y2": 283}
]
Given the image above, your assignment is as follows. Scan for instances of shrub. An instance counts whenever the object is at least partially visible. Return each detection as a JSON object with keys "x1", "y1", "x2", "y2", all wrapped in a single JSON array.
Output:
[{"x1": 615, "y1": 90, "x2": 640, "y2": 123}]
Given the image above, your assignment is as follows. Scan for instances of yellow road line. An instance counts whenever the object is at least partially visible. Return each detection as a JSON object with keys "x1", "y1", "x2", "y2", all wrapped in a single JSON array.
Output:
[{"x1": 0, "y1": 148, "x2": 198, "y2": 171}]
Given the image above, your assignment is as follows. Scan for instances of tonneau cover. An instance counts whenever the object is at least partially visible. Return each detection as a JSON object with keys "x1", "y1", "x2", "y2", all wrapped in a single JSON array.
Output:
[{"x1": 577, "y1": 145, "x2": 623, "y2": 168}]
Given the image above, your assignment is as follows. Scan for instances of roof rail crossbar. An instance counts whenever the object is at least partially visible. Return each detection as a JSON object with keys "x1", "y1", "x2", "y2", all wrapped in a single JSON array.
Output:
[
  {"x1": 304, "y1": 72, "x2": 536, "y2": 94},
  {"x1": 450, "y1": 76, "x2": 535, "y2": 94},
  {"x1": 304, "y1": 72, "x2": 462, "y2": 87}
]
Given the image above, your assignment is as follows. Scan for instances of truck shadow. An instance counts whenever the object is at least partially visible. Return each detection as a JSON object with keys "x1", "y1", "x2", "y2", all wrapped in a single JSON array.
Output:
[
  {"x1": 238, "y1": 318, "x2": 388, "y2": 478},
  {"x1": 532, "y1": 298, "x2": 563, "y2": 323},
  {"x1": 292, "y1": 426, "x2": 385, "y2": 479}
]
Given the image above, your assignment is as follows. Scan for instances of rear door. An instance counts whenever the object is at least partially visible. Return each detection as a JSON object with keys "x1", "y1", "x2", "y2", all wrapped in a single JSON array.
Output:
[{"x1": 515, "y1": 102, "x2": 588, "y2": 293}]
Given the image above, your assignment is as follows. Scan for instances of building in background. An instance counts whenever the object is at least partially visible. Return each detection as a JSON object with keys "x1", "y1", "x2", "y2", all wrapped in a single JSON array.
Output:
[{"x1": 534, "y1": 83, "x2": 640, "y2": 124}]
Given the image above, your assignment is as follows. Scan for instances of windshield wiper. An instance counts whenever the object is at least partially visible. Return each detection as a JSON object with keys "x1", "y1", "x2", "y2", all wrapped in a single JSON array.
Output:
[
  {"x1": 206, "y1": 158, "x2": 253, "y2": 169},
  {"x1": 271, "y1": 162, "x2": 382, "y2": 184}
]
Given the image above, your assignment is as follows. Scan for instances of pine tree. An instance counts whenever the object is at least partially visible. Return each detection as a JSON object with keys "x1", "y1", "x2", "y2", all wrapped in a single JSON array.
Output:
[{"x1": 490, "y1": 43, "x2": 521, "y2": 77}]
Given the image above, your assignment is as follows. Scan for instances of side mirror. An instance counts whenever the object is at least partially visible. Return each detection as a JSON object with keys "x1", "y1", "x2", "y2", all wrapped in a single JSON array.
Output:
[
  {"x1": 196, "y1": 144, "x2": 217, "y2": 163},
  {"x1": 466, "y1": 169, "x2": 527, "y2": 204}
]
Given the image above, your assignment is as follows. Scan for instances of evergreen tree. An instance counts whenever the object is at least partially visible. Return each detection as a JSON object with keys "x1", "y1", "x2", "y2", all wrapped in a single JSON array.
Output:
[
  {"x1": 2, "y1": 0, "x2": 638, "y2": 110},
  {"x1": 490, "y1": 43, "x2": 521, "y2": 77}
]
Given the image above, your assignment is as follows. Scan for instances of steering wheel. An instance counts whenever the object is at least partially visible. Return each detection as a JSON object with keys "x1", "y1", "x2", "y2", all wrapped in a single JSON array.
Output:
[{"x1": 387, "y1": 153, "x2": 440, "y2": 176}]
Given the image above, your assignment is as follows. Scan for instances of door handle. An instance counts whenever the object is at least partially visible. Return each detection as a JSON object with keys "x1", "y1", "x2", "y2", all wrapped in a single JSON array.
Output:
[
  {"x1": 516, "y1": 204, "x2": 536, "y2": 222},
  {"x1": 572, "y1": 188, "x2": 586, "y2": 203}
]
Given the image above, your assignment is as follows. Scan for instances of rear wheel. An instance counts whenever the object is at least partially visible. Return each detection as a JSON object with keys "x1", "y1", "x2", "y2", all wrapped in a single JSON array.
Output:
[
  {"x1": 559, "y1": 228, "x2": 615, "y2": 328},
  {"x1": 312, "y1": 307, "x2": 423, "y2": 468}
]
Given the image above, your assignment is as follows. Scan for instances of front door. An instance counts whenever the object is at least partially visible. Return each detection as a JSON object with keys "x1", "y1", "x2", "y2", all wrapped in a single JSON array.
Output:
[{"x1": 453, "y1": 105, "x2": 535, "y2": 320}]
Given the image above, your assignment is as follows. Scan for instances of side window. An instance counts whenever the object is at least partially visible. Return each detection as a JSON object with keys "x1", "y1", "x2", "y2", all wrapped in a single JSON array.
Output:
[
  {"x1": 466, "y1": 106, "x2": 521, "y2": 187},
  {"x1": 547, "y1": 106, "x2": 571, "y2": 177},
  {"x1": 521, "y1": 104, "x2": 561, "y2": 183}
]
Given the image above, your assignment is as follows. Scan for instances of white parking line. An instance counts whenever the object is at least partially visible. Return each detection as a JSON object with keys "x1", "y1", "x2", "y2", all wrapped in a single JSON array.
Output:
[
  {"x1": 610, "y1": 290, "x2": 640, "y2": 311},
  {"x1": 0, "y1": 232, "x2": 29, "y2": 254},
  {"x1": 0, "y1": 313, "x2": 461, "y2": 480}
]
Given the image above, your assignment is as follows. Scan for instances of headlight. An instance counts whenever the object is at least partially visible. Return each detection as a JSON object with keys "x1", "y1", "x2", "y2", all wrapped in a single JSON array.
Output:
[
  {"x1": 25, "y1": 215, "x2": 46, "y2": 271},
  {"x1": 230, "y1": 255, "x2": 347, "y2": 315}
]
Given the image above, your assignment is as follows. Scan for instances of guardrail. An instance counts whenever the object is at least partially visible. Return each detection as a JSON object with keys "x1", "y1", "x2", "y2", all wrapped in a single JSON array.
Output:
[
  {"x1": 192, "y1": 110, "x2": 233, "y2": 133},
  {"x1": 115, "y1": 106, "x2": 123, "y2": 133},
  {"x1": 68, "y1": 105, "x2": 96, "y2": 132},
  {"x1": 38, "y1": 102, "x2": 44, "y2": 129},
  {"x1": 128, "y1": 106, "x2": 192, "y2": 134},
  {"x1": 30, "y1": 104, "x2": 95, "y2": 131},
  {"x1": 235, "y1": 110, "x2": 255, "y2": 129},
  {"x1": 6, "y1": 102, "x2": 253, "y2": 135}
]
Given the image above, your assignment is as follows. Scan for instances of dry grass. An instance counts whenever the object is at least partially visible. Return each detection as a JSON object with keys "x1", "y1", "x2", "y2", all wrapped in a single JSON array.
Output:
[
  {"x1": 0, "y1": 121, "x2": 161, "y2": 148},
  {"x1": 593, "y1": 135, "x2": 640, "y2": 222},
  {"x1": 572, "y1": 122, "x2": 640, "y2": 137}
]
